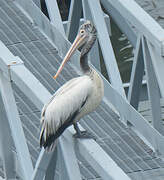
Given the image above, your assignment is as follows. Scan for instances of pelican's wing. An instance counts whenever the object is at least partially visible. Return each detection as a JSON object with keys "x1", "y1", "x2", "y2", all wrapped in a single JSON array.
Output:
[{"x1": 40, "y1": 76, "x2": 93, "y2": 151}]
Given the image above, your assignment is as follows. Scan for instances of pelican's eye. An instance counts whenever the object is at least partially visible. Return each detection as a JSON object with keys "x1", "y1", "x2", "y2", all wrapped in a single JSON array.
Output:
[{"x1": 80, "y1": 29, "x2": 85, "y2": 35}]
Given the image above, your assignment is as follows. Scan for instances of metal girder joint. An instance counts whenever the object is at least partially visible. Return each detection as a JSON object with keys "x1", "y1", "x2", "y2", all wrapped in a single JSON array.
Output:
[
  {"x1": 7, "y1": 57, "x2": 24, "y2": 82},
  {"x1": 0, "y1": 41, "x2": 24, "y2": 80}
]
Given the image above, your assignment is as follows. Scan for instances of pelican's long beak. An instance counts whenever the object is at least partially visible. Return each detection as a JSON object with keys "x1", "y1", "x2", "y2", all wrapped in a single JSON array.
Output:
[{"x1": 53, "y1": 33, "x2": 86, "y2": 79}]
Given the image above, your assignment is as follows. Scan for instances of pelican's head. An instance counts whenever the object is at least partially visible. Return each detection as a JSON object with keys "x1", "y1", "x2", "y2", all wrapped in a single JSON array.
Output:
[
  {"x1": 53, "y1": 21, "x2": 97, "y2": 79},
  {"x1": 76, "y1": 21, "x2": 97, "y2": 50}
]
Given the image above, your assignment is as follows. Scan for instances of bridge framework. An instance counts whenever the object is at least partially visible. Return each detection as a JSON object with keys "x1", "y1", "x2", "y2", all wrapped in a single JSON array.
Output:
[{"x1": 0, "y1": 0, "x2": 164, "y2": 179}]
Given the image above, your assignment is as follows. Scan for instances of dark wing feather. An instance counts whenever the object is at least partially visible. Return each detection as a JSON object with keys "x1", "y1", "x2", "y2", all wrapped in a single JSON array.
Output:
[{"x1": 40, "y1": 108, "x2": 79, "y2": 149}]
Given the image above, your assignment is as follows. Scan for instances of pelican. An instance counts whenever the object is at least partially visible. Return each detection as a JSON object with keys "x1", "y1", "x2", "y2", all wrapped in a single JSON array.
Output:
[{"x1": 40, "y1": 21, "x2": 104, "y2": 151}]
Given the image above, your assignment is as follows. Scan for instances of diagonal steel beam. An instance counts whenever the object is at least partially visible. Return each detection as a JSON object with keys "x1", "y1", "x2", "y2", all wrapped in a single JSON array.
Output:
[
  {"x1": 100, "y1": 0, "x2": 137, "y2": 48},
  {"x1": 31, "y1": 148, "x2": 54, "y2": 180},
  {"x1": 85, "y1": 0, "x2": 126, "y2": 98},
  {"x1": 0, "y1": 93, "x2": 15, "y2": 179},
  {"x1": 0, "y1": 70, "x2": 33, "y2": 180},
  {"x1": 100, "y1": 0, "x2": 164, "y2": 56},
  {"x1": 45, "y1": 0, "x2": 65, "y2": 35},
  {"x1": 58, "y1": 133, "x2": 82, "y2": 180},
  {"x1": 82, "y1": 0, "x2": 101, "y2": 71},
  {"x1": 147, "y1": 42, "x2": 164, "y2": 98},
  {"x1": 66, "y1": 0, "x2": 82, "y2": 43},
  {"x1": 44, "y1": 147, "x2": 58, "y2": 180},
  {"x1": 142, "y1": 37, "x2": 163, "y2": 135},
  {"x1": 128, "y1": 36, "x2": 144, "y2": 109},
  {"x1": 69, "y1": 126, "x2": 131, "y2": 180}
]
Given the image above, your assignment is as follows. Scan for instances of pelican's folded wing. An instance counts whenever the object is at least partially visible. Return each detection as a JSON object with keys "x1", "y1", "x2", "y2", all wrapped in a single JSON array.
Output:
[{"x1": 40, "y1": 76, "x2": 92, "y2": 151}]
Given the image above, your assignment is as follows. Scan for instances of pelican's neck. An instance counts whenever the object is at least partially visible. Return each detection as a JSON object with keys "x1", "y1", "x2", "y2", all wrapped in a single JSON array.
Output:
[
  {"x1": 80, "y1": 35, "x2": 96, "y2": 74},
  {"x1": 80, "y1": 40, "x2": 93, "y2": 74},
  {"x1": 80, "y1": 53, "x2": 90, "y2": 74}
]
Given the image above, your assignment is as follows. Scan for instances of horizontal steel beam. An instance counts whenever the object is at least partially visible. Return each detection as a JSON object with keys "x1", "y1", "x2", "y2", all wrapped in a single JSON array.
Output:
[{"x1": 101, "y1": 0, "x2": 164, "y2": 56}]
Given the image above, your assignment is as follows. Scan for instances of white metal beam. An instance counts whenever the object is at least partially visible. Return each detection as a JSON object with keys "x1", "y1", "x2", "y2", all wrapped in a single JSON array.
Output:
[
  {"x1": 45, "y1": 0, "x2": 65, "y2": 35},
  {"x1": 82, "y1": 0, "x2": 101, "y2": 71},
  {"x1": 31, "y1": 149, "x2": 54, "y2": 180},
  {"x1": 58, "y1": 134, "x2": 82, "y2": 180},
  {"x1": 0, "y1": 93, "x2": 15, "y2": 179},
  {"x1": 32, "y1": 137, "x2": 82, "y2": 180},
  {"x1": 69, "y1": 126, "x2": 131, "y2": 180},
  {"x1": 66, "y1": 0, "x2": 82, "y2": 43},
  {"x1": 44, "y1": 148, "x2": 58, "y2": 180},
  {"x1": 142, "y1": 37, "x2": 163, "y2": 135},
  {"x1": 147, "y1": 42, "x2": 164, "y2": 98},
  {"x1": 100, "y1": 0, "x2": 164, "y2": 56},
  {"x1": 86, "y1": 0, "x2": 126, "y2": 98},
  {"x1": 100, "y1": 0, "x2": 137, "y2": 48},
  {"x1": 0, "y1": 71, "x2": 33, "y2": 180},
  {"x1": 128, "y1": 36, "x2": 144, "y2": 109},
  {"x1": 102, "y1": 73, "x2": 164, "y2": 155}
]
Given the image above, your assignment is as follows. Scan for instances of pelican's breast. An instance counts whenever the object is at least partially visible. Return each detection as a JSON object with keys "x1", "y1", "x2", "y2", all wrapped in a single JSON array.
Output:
[{"x1": 75, "y1": 69, "x2": 104, "y2": 121}]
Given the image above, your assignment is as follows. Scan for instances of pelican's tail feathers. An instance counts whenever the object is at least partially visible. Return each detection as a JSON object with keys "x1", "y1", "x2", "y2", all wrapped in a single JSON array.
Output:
[
  {"x1": 39, "y1": 122, "x2": 58, "y2": 152},
  {"x1": 45, "y1": 140, "x2": 58, "y2": 152}
]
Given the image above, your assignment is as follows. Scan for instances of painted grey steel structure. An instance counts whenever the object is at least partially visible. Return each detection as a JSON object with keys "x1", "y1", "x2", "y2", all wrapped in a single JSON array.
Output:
[{"x1": 0, "y1": 0, "x2": 164, "y2": 179}]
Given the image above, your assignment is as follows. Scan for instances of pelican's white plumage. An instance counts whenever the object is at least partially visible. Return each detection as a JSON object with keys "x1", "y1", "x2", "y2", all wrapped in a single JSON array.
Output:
[
  {"x1": 40, "y1": 21, "x2": 104, "y2": 151},
  {"x1": 41, "y1": 76, "x2": 92, "y2": 134}
]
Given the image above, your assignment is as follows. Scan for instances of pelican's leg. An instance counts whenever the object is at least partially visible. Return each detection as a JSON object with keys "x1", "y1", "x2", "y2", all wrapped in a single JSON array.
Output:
[
  {"x1": 73, "y1": 122, "x2": 82, "y2": 136},
  {"x1": 73, "y1": 123, "x2": 96, "y2": 140}
]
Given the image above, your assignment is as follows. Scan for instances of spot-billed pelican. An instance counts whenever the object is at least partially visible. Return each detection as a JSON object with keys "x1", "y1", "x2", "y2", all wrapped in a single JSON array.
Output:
[{"x1": 40, "y1": 21, "x2": 104, "y2": 151}]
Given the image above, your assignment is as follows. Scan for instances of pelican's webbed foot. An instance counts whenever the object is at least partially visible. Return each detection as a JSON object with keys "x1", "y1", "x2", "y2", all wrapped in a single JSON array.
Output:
[{"x1": 73, "y1": 123, "x2": 96, "y2": 140}]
